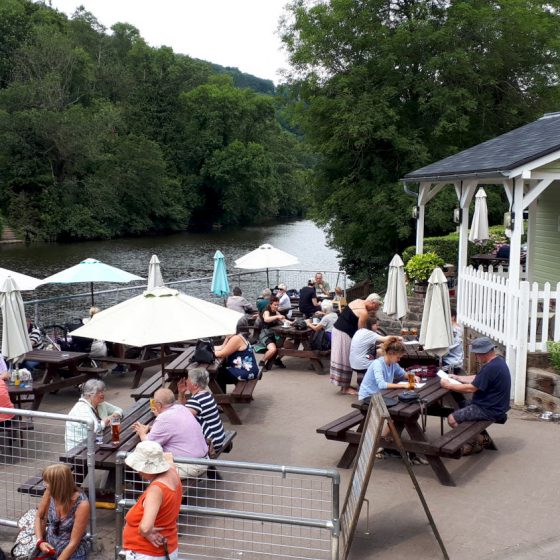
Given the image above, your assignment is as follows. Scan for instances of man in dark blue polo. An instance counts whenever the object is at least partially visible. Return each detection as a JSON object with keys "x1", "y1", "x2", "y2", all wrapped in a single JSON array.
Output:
[{"x1": 441, "y1": 336, "x2": 511, "y2": 428}]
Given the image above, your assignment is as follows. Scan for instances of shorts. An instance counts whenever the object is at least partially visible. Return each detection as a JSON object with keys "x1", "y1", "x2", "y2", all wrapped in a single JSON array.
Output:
[
  {"x1": 452, "y1": 403, "x2": 494, "y2": 423},
  {"x1": 125, "y1": 549, "x2": 178, "y2": 560},
  {"x1": 175, "y1": 462, "x2": 208, "y2": 479}
]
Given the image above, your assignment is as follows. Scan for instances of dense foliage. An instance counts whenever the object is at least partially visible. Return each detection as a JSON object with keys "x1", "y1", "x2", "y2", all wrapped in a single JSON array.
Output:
[
  {"x1": 0, "y1": 0, "x2": 310, "y2": 241},
  {"x1": 281, "y1": 0, "x2": 560, "y2": 280}
]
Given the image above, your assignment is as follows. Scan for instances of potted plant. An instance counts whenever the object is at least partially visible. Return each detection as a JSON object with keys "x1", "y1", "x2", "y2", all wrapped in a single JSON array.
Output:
[{"x1": 404, "y1": 252, "x2": 444, "y2": 293}]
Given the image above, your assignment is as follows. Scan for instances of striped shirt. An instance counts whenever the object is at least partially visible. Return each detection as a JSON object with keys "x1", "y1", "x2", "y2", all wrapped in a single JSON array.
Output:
[
  {"x1": 186, "y1": 391, "x2": 225, "y2": 450},
  {"x1": 28, "y1": 326, "x2": 45, "y2": 350}
]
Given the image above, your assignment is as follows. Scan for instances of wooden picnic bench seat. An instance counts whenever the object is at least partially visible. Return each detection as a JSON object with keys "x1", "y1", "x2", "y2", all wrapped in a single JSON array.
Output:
[
  {"x1": 101, "y1": 356, "x2": 169, "y2": 388},
  {"x1": 430, "y1": 420, "x2": 497, "y2": 458},
  {"x1": 317, "y1": 411, "x2": 364, "y2": 441},
  {"x1": 130, "y1": 372, "x2": 164, "y2": 401},
  {"x1": 230, "y1": 379, "x2": 259, "y2": 403},
  {"x1": 76, "y1": 365, "x2": 109, "y2": 377},
  {"x1": 17, "y1": 475, "x2": 46, "y2": 497}
]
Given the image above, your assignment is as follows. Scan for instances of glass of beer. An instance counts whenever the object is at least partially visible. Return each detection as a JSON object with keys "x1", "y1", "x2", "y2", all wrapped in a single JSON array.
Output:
[
  {"x1": 411, "y1": 327, "x2": 418, "y2": 337},
  {"x1": 401, "y1": 326, "x2": 409, "y2": 336},
  {"x1": 149, "y1": 398, "x2": 156, "y2": 413},
  {"x1": 111, "y1": 416, "x2": 121, "y2": 445},
  {"x1": 407, "y1": 371, "x2": 415, "y2": 390}
]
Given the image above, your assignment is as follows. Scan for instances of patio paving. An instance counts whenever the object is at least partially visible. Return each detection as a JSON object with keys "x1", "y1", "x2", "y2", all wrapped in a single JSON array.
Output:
[{"x1": 1, "y1": 358, "x2": 558, "y2": 559}]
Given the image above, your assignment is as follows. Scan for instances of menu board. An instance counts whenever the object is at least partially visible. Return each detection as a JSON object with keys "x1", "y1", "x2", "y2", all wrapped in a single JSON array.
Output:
[{"x1": 339, "y1": 393, "x2": 390, "y2": 560}]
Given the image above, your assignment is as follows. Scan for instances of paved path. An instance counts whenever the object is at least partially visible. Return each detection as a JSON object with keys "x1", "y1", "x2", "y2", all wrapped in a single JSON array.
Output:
[{"x1": 1, "y1": 361, "x2": 558, "y2": 559}]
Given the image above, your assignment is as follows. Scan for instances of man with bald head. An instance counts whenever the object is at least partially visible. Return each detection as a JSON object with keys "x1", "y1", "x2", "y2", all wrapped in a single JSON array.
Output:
[{"x1": 133, "y1": 388, "x2": 208, "y2": 478}]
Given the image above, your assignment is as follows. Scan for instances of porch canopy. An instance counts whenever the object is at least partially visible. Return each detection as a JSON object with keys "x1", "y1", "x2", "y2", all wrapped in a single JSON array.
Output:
[{"x1": 402, "y1": 112, "x2": 560, "y2": 405}]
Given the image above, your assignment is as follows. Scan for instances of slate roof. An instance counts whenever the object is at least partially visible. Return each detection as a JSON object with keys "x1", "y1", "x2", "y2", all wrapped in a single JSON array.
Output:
[{"x1": 403, "y1": 112, "x2": 560, "y2": 182}]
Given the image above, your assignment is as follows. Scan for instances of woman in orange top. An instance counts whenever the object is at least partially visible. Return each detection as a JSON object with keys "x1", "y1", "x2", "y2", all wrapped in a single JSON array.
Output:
[
  {"x1": 0, "y1": 371, "x2": 15, "y2": 424},
  {"x1": 122, "y1": 441, "x2": 182, "y2": 560}
]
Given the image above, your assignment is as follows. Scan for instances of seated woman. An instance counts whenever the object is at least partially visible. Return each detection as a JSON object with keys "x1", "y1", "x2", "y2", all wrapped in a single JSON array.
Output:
[
  {"x1": 306, "y1": 300, "x2": 338, "y2": 349},
  {"x1": 253, "y1": 296, "x2": 286, "y2": 369},
  {"x1": 358, "y1": 337, "x2": 419, "y2": 401},
  {"x1": 65, "y1": 379, "x2": 123, "y2": 451},
  {"x1": 276, "y1": 283, "x2": 292, "y2": 317},
  {"x1": 34, "y1": 464, "x2": 90, "y2": 560},
  {"x1": 215, "y1": 328, "x2": 260, "y2": 391},
  {"x1": 177, "y1": 368, "x2": 226, "y2": 453}
]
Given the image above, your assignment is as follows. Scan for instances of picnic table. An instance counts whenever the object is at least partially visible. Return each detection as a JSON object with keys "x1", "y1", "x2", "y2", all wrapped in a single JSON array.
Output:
[
  {"x1": 271, "y1": 325, "x2": 330, "y2": 372},
  {"x1": 399, "y1": 340, "x2": 441, "y2": 369},
  {"x1": 13, "y1": 350, "x2": 101, "y2": 409},
  {"x1": 101, "y1": 345, "x2": 178, "y2": 388},
  {"x1": 317, "y1": 378, "x2": 498, "y2": 486}
]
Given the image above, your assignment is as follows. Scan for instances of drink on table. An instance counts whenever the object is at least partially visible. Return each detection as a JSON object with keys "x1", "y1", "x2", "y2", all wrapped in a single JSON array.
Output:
[
  {"x1": 401, "y1": 326, "x2": 409, "y2": 336},
  {"x1": 407, "y1": 371, "x2": 415, "y2": 390},
  {"x1": 149, "y1": 398, "x2": 156, "y2": 413},
  {"x1": 411, "y1": 327, "x2": 418, "y2": 337},
  {"x1": 111, "y1": 416, "x2": 121, "y2": 445}
]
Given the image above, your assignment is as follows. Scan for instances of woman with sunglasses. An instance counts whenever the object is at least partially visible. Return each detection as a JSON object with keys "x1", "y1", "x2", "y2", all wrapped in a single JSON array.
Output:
[{"x1": 34, "y1": 464, "x2": 90, "y2": 559}]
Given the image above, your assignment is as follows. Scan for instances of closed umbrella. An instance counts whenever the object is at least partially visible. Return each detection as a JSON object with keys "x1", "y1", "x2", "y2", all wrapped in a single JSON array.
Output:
[
  {"x1": 419, "y1": 267, "x2": 453, "y2": 359},
  {"x1": 42, "y1": 258, "x2": 144, "y2": 305},
  {"x1": 234, "y1": 243, "x2": 299, "y2": 287},
  {"x1": 383, "y1": 254, "x2": 408, "y2": 321},
  {"x1": 0, "y1": 277, "x2": 32, "y2": 365},
  {"x1": 147, "y1": 255, "x2": 164, "y2": 290},
  {"x1": 0, "y1": 267, "x2": 43, "y2": 291},
  {"x1": 69, "y1": 286, "x2": 243, "y2": 375},
  {"x1": 469, "y1": 188, "x2": 490, "y2": 243},
  {"x1": 211, "y1": 250, "x2": 230, "y2": 300}
]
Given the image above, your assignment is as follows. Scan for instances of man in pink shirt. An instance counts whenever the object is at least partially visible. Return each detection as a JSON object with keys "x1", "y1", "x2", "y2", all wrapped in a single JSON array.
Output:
[{"x1": 133, "y1": 388, "x2": 208, "y2": 478}]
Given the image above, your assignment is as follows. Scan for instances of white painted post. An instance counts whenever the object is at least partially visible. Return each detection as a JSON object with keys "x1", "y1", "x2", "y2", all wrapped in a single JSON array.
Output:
[
  {"x1": 508, "y1": 179, "x2": 525, "y2": 288},
  {"x1": 515, "y1": 281, "x2": 530, "y2": 406},
  {"x1": 416, "y1": 204, "x2": 425, "y2": 254}
]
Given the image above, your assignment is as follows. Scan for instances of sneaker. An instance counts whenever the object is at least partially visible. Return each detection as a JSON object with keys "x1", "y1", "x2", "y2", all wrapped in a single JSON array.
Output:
[
  {"x1": 274, "y1": 358, "x2": 286, "y2": 369},
  {"x1": 258, "y1": 360, "x2": 265, "y2": 367}
]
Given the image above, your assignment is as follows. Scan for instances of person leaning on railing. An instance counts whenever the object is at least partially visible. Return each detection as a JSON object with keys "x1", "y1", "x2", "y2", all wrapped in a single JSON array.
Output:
[{"x1": 177, "y1": 368, "x2": 226, "y2": 453}]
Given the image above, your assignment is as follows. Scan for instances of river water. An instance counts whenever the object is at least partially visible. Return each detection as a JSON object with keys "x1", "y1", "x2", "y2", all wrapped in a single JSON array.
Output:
[{"x1": 0, "y1": 220, "x2": 342, "y2": 322}]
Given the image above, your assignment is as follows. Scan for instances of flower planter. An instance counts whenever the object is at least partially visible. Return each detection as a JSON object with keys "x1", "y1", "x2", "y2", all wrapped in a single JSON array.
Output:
[{"x1": 413, "y1": 281, "x2": 429, "y2": 295}]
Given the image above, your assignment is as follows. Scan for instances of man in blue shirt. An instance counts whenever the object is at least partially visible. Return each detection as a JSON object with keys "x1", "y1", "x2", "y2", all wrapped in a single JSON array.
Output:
[{"x1": 441, "y1": 336, "x2": 510, "y2": 428}]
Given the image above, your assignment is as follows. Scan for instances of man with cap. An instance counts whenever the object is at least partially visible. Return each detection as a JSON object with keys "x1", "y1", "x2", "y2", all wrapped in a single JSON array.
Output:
[{"x1": 440, "y1": 336, "x2": 511, "y2": 428}]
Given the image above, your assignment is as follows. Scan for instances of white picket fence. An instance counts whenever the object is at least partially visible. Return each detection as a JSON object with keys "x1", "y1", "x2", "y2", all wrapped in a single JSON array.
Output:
[{"x1": 458, "y1": 265, "x2": 559, "y2": 354}]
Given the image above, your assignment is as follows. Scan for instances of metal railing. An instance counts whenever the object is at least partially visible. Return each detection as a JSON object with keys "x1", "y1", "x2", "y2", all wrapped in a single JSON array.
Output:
[
  {"x1": 0, "y1": 407, "x2": 97, "y2": 548},
  {"x1": 23, "y1": 269, "x2": 348, "y2": 329},
  {"x1": 115, "y1": 454, "x2": 340, "y2": 560}
]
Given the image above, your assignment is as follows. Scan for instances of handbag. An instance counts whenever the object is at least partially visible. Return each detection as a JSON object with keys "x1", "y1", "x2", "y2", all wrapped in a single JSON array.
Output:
[
  {"x1": 10, "y1": 508, "x2": 54, "y2": 560},
  {"x1": 192, "y1": 339, "x2": 215, "y2": 364}
]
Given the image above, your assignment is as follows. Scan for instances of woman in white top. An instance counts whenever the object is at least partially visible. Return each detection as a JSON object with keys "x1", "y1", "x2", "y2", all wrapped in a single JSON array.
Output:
[
  {"x1": 65, "y1": 379, "x2": 123, "y2": 451},
  {"x1": 276, "y1": 283, "x2": 292, "y2": 316}
]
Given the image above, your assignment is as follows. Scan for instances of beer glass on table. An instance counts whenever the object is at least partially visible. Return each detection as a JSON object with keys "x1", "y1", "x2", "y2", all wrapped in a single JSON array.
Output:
[
  {"x1": 111, "y1": 416, "x2": 121, "y2": 445},
  {"x1": 407, "y1": 371, "x2": 415, "y2": 390}
]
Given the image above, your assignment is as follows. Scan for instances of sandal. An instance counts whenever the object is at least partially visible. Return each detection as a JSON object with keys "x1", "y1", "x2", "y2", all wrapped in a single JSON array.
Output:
[{"x1": 461, "y1": 442, "x2": 483, "y2": 456}]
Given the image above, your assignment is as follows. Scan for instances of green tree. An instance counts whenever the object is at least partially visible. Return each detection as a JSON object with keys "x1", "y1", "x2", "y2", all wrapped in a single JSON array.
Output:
[{"x1": 282, "y1": 0, "x2": 560, "y2": 279}]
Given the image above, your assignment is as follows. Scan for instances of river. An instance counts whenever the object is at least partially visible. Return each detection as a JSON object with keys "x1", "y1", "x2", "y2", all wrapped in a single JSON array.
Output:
[{"x1": 0, "y1": 220, "x2": 343, "y2": 321}]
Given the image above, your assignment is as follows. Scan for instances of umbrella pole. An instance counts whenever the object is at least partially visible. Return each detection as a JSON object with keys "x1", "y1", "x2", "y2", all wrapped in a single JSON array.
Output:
[
  {"x1": 161, "y1": 345, "x2": 166, "y2": 383},
  {"x1": 266, "y1": 268, "x2": 270, "y2": 288},
  {"x1": 90, "y1": 283, "x2": 94, "y2": 306}
]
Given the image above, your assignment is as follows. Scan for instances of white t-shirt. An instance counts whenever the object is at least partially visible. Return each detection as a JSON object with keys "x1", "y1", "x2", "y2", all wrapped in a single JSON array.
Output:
[
  {"x1": 278, "y1": 292, "x2": 291, "y2": 311},
  {"x1": 349, "y1": 329, "x2": 380, "y2": 371},
  {"x1": 319, "y1": 312, "x2": 338, "y2": 333}
]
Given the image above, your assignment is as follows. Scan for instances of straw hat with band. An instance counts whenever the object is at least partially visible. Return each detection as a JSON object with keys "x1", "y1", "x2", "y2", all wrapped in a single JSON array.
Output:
[{"x1": 125, "y1": 440, "x2": 170, "y2": 474}]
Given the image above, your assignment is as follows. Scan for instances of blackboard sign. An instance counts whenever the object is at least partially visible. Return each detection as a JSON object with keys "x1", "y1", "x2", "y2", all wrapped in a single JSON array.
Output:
[{"x1": 339, "y1": 393, "x2": 389, "y2": 560}]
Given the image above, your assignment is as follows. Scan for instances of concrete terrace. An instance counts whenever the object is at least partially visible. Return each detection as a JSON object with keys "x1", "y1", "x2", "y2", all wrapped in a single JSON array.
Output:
[{"x1": 1, "y1": 357, "x2": 558, "y2": 559}]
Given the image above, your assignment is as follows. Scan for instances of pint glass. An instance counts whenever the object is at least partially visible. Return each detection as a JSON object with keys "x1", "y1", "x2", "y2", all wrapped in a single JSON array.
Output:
[
  {"x1": 407, "y1": 372, "x2": 415, "y2": 390},
  {"x1": 111, "y1": 416, "x2": 121, "y2": 445}
]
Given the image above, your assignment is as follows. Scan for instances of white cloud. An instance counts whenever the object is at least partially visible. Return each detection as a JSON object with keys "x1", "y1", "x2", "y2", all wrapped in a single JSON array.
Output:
[{"x1": 47, "y1": 0, "x2": 290, "y2": 83}]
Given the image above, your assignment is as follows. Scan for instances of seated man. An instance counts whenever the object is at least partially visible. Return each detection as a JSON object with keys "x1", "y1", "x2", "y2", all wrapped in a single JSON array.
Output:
[
  {"x1": 441, "y1": 336, "x2": 510, "y2": 428},
  {"x1": 299, "y1": 279, "x2": 321, "y2": 318},
  {"x1": 314, "y1": 272, "x2": 330, "y2": 296},
  {"x1": 22, "y1": 319, "x2": 45, "y2": 373},
  {"x1": 133, "y1": 388, "x2": 208, "y2": 478},
  {"x1": 226, "y1": 287, "x2": 256, "y2": 314}
]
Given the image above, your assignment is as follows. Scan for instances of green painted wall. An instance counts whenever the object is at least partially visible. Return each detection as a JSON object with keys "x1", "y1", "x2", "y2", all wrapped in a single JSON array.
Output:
[{"x1": 530, "y1": 183, "x2": 560, "y2": 286}]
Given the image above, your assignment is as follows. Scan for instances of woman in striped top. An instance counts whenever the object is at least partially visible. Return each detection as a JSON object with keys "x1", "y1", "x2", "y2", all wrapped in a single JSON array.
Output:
[{"x1": 178, "y1": 368, "x2": 225, "y2": 451}]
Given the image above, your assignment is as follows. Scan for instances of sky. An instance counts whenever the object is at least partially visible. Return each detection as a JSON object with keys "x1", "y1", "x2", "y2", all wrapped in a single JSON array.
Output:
[{"x1": 48, "y1": 0, "x2": 292, "y2": 83}]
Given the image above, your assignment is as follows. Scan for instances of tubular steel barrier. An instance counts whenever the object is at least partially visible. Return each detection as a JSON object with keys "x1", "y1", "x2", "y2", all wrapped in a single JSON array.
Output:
[
  {"x1": 115, "y1": 454, "x2": 340, "y2": 560},
  {"x1": 0, "y1": 407, "x2": 97, "y2": 549},
  {"x1": 24, "y1": 269, "x2": 348, "y2": 329}
]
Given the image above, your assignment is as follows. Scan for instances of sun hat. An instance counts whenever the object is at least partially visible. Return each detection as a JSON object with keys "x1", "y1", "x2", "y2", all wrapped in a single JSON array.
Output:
[
  {"x1": 125, "y1": 440, "x2": 170, "y2": 474},
  {"x1": 469, "y1": 337, "x2": 496, "y2": 354}
]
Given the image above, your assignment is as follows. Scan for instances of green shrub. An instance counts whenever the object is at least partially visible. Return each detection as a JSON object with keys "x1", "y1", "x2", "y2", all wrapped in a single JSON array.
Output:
[
  {"x1": 548, "y1": 341, "x2": 560, "y2": 371},
  {"x1": 404, "y1": 252, "x2": 444, "y2": 283},
  {"x1": 402, "y1": 225, "x2": 508, "y2": 266}
]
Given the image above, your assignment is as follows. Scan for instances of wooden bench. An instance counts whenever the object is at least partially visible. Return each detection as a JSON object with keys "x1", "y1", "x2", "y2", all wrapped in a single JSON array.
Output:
[
  {"x1": 17, "y1": 475, "x2": 46, "y2": 497},
  {"x1": 130, "y1": 372, "x2": 164, "y2": 401},
  {"x1": 230, "y1": 379, "x2": 259, "y2": 404},
  {"x1": 101, "y1": 356, "x2": 169, "y2": 388},
  {"x1": 277, "y1": 348, "x2": 330, "y2": 372},
  {"x1": 317, "y1": 411, "x2": 365, "y2": 468},
  {"x1": 430, "y1": 420, "x2": 497, "y2": 458},
  {"x1": 76, "y1": 365, "x2": 109, "y2": 377}
]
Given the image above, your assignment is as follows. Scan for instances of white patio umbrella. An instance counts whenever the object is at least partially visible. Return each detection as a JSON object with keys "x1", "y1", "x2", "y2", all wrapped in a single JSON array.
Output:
[
  {"x1": 383, "y1": 254, "x2": 408, "y2": 321},
  {"x1": 69, "y1": 286, "x2": 243, "y2": 373},
  {"x1": 419, "y1": 267, "x2": 453, "y2": 359},
  {"x1": 0, "y1": 277, "x2": 32, "y2": 365},
  {"x1": 234, "y1": 243, "x2": 299, "y2": 287},
  {"x1": 147, "y1": 255, "x2": 164, "y2": 290},
  {"x1": 0, "y1": 267, "x2": 43, "y2": 291},
  {"x1": 41, "y1": 258, "x2": 144, "y2": 305},
  {"x1": 469, "y1": 187, "x2": 490, "y2": 243}
]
